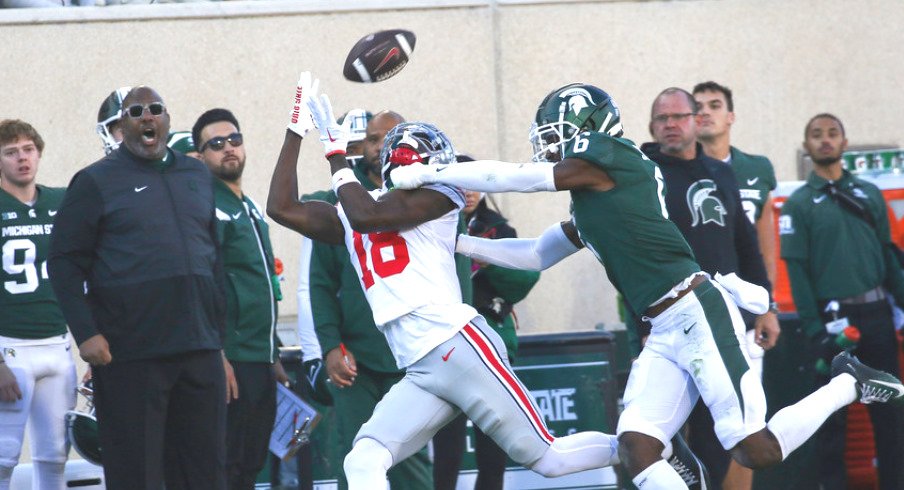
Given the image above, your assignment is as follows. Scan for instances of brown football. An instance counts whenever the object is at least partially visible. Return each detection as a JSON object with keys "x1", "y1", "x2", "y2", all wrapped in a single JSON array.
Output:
[{"x1": 343, "y1": 29, "x2": 416, "y2": 83}]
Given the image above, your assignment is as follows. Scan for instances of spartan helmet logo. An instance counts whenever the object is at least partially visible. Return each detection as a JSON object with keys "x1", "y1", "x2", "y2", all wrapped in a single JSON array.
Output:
[
  {"x1": 686, "y1": 179, "x2": 727, "y2": 227},
  {"x1": 558, "y1": 87, "x2": 596, "y2": 120}
]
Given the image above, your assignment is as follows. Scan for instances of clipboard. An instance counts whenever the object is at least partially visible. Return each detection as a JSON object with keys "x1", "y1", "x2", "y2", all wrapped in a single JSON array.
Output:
[{"x1": 269, "y1": 382, "x2": 320, "y2": 460}]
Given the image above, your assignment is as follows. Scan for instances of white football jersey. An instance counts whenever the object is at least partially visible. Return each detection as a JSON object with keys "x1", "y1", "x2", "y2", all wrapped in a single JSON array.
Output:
[{"x1": 337, "y1": 184, "x2": 478, "y2": 368}]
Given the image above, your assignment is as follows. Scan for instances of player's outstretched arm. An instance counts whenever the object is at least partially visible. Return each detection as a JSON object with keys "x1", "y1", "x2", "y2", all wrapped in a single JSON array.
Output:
[
  {"x1": 266, "y1": 72, "x2": 344, "y2": 245},
  {"x1": 306, "y1": 91, "x2": 455, "y2": 233},
  {"x1": 390, "y1": 157, "x2": 612, "y2": 193},
  {"x1": 267, "y1": 131, "x2": 344, "y2": 245},
  {"x1": 456, "y1": 220, "x2": 583, "y2": 271}
]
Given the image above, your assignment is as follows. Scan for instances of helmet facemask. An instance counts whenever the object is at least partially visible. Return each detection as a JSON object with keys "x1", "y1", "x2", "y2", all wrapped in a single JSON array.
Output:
[
  {"x1": 529, "y1": 120, "x2": 581, "y2": 163},
  {"x1": 380, "y1": 122, "x2": 456, "y2": 189},
  {"x1": 96, "y1": 86, "x2": 132, "y2": 155}
]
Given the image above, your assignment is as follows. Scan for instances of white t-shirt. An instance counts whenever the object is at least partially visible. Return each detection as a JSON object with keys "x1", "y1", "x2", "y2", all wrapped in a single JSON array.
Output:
[{"x1": 337, "y1": 184, "x2": 479, "y2": 368}]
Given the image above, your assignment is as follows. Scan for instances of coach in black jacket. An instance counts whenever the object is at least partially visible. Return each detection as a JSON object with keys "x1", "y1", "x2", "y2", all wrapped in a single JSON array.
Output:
[
  {"x1": 641, "y1": 87, "x2": 778, "y2": 489},
  {"x1": 49, "y1": 86, "x2": 226, "y2": 490}
]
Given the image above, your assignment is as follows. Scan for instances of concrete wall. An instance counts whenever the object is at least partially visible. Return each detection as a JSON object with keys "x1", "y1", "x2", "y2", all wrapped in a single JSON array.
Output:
[{"x1": 2, "y1": 0, "x2": 903, "y2": 336}]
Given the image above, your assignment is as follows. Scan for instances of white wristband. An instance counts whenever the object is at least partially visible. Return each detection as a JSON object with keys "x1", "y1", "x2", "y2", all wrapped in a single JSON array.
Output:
[{"x1": 331, "y1": 168, "x2": 357, "y2": 193}]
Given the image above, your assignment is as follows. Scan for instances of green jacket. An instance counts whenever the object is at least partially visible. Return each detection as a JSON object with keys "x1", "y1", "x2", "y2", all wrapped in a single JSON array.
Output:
[
  {"x1": 214, "y1": 179, "x2": 280, "y2": 363},
  {"x1": 306, "y1": 167, "x2": 472, "y2": 372},
  {"x1": 780, "y1": 169, "x2": 904, "y2": 337}
]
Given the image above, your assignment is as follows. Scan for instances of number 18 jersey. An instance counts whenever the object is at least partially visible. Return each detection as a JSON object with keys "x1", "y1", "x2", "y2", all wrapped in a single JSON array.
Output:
[
  {"x1": 337, "y1": 185, "x2": 478, "y2": 368},
  {"x1": 0, "y1": 185, "x2": 67, "y2": 339}
]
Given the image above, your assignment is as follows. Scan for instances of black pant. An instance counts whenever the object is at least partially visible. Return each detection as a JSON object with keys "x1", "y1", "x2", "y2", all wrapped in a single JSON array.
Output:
[
  {"x1": 433, "y1": 412, "x2": 507, "y2": 490},
  {"x1": 93, "y1": 349, "x2": 226, "y2": 490},
  {"x1": 226, "y1": 361, "x2": 277, "y2": 490},
  {"x1": 815, "y1": 299, "x2": 904, "y2": 490}
]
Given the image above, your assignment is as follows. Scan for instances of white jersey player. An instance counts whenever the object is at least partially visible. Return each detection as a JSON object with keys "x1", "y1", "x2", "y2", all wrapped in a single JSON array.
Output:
[{"x1": 267, "y1": 73, "x2": 620, "y2": 488}]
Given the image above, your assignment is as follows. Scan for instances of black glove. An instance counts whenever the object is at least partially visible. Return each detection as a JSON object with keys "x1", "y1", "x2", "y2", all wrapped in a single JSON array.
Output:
[{"x1": 300, "y1": 358, "x2": 333, "y2": 406}]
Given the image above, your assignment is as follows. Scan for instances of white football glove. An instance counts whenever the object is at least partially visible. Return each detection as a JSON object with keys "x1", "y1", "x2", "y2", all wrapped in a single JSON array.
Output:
[
  {"x1": 389, "y1": 164, "x2": 438, "y2": 189},
  {"x1": 287, "y1": 71, "x2": 319, "y2": 137},
  {"x1": 306, "y1": 93, "x2": 349, "y2": 157}
]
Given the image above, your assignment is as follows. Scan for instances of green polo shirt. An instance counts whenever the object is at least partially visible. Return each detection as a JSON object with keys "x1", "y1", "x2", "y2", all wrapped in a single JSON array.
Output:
[
  {"x1": 728, "y1": 146, "x2": 776, "y2": 224},
  {"x1": 779, "y1": 169, "x2": 904, "y2": 336}
]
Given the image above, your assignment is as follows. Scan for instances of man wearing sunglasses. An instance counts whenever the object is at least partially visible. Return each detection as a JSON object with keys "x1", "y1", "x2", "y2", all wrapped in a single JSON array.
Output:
[
  {"x1": 192, "y1": 108, "x2": 289, "y2": 490},
  {"x1": 49, "y1": 86, "x2": 227, "y2": 490}
]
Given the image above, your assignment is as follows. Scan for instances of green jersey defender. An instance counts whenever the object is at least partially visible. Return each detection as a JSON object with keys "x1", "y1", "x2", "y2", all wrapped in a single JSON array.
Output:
[
  {"x1": 0, "y1": 185, "x2": 67, "y2": 339},
  {"x1": 388, "y1": 82, "x2": 904, "y2": 489}
]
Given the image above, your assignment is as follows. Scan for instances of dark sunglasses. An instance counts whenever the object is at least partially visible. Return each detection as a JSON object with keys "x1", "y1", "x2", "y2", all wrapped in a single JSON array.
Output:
[
  {"x1": 200, "y1": 132, "x2": 243, "y2": 152},
  {"x1": 123, "y1": 102, "x2": 166, "y2": 118}
]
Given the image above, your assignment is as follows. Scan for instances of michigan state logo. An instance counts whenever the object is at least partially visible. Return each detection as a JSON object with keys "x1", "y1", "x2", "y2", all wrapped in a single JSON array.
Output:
[
  {"x1": 686, "y1": 179, "x2": 726, "y2": 227},
  {"x1": 556, "y1": 87, "x2": 623, "y2": 138}
]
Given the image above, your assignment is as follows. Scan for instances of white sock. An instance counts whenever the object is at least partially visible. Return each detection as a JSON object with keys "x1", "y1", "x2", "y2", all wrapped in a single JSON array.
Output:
[
  {"x1": 766, "y1": 373, "x2": 857, "y2": 459},
  {"x1": 660, "y1": 440, "x2": 673, "y2": 460},
  {"x1": 344, "y1": 438, "x2": 391, "y2": 490},
  {"x1": 0, "y1": 465, "x2": 13, "y2": 490},
  {"x1": 32, "y1": 461, "x2": 66, "y2": 490},
  {"x1": 529, "y1": 431, "x2": 618, "y2": 478},
  {"x1": 632, "y1": 459, "x2": 689, "y2": 489}
]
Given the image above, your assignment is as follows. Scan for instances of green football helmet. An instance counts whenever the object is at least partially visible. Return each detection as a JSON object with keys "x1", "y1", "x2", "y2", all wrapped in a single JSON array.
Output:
[
  {"x1": 96, "y1": 86, "x2": 132, "y2": 155},
  {"x1": 338, "y1": 108, "x2": 372, "y2": 167},
  {"x1": 66, "y1": 381, "x2": 102, "y2": 466},
  {"x1": 529, "y1": 83, "x2": 623, "y2": 162}
]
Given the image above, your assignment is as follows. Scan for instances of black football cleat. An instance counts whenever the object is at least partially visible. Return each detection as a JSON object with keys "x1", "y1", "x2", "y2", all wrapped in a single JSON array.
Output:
[
  {"x1": 667, "y1": 433, "x2": 710, "y2": 490},
  {"x1": 831, "y1": 351, "x2": 904, "y2": 405}
]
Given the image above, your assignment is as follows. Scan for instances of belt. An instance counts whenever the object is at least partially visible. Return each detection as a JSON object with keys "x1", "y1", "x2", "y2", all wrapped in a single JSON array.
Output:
[
  {"x1": 643, "y1": 275, "x2": 708, "y2": 319},
  {"x1": 838, "y1": 287, "x2": 886, "y2": 305}
]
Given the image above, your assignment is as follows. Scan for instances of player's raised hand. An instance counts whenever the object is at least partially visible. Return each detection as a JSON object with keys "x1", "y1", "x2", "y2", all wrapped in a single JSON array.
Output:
[
  {"x1": 287, "y1": 71, "x2": 319, "y2": 137},
  {"x1": 78, "y1": 334, "x2": 112, "y2": 366},
  {"x1": 306, "y1": 93, "x2": 349, "y2": 158},
  {"x1": 0, "y1": 364, "x2": 22, "y2": 402},
  {"x1": 389, "y1": 164, "x2": 438, "y2": 189}
]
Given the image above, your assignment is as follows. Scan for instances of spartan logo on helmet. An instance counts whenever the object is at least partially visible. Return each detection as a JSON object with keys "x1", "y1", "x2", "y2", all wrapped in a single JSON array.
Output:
[
  {"x1": 686, "y1": 179, "x2": 727, "y2": 227},
  {"x1": 530, "y1": 83, "x2": 623, "y2": 162}
]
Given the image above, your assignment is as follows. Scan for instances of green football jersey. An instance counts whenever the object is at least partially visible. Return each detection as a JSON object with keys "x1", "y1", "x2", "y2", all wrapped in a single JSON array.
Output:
[
  {"x1": 728, "y1": 146, "x2": 776, "y2": 223},
  {"x1": 0, "y1": 185, "x2": 67, "y2": 338},
  {"x1": 563, "y1": 132, "x2": 700, "y2": 315}
]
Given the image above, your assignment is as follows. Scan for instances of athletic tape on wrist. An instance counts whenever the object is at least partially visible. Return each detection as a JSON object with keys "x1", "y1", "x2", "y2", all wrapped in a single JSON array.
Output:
[{"x1": 331, "y1": 168, "x2": 357, "y2": 193}]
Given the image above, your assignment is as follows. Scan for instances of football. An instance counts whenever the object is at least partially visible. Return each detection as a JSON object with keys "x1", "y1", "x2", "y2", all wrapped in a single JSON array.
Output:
[{"x1": 343, "y1": 29, "x2": 416, "y2": 83}]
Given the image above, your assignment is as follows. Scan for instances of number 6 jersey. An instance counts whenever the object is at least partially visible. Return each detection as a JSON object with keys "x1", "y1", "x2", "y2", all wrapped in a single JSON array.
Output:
[
  {"x1": 337, "y1": 184, "x2": 478, "y2": 368},
  {"x1": 0, "y1": 185, "x2": 67, "y2": 339}
]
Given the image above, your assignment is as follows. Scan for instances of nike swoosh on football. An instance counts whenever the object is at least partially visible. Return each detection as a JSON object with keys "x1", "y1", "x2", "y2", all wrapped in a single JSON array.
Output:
[
  {"x1": 747, "y1": 177, "x2": 759, "y2": 185},
  {"x1": 442, "y1": 347, "x2": 455, "y2": 362},
  {"x1": 134, "y1": 186, "x2": 148, "y2": 192},
  {"x1": 813, "y1": 195, "x2": 827, "y2": 203},
  {"x1": 375, "y1": 47, "x2": 401, "y2": 72}
]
